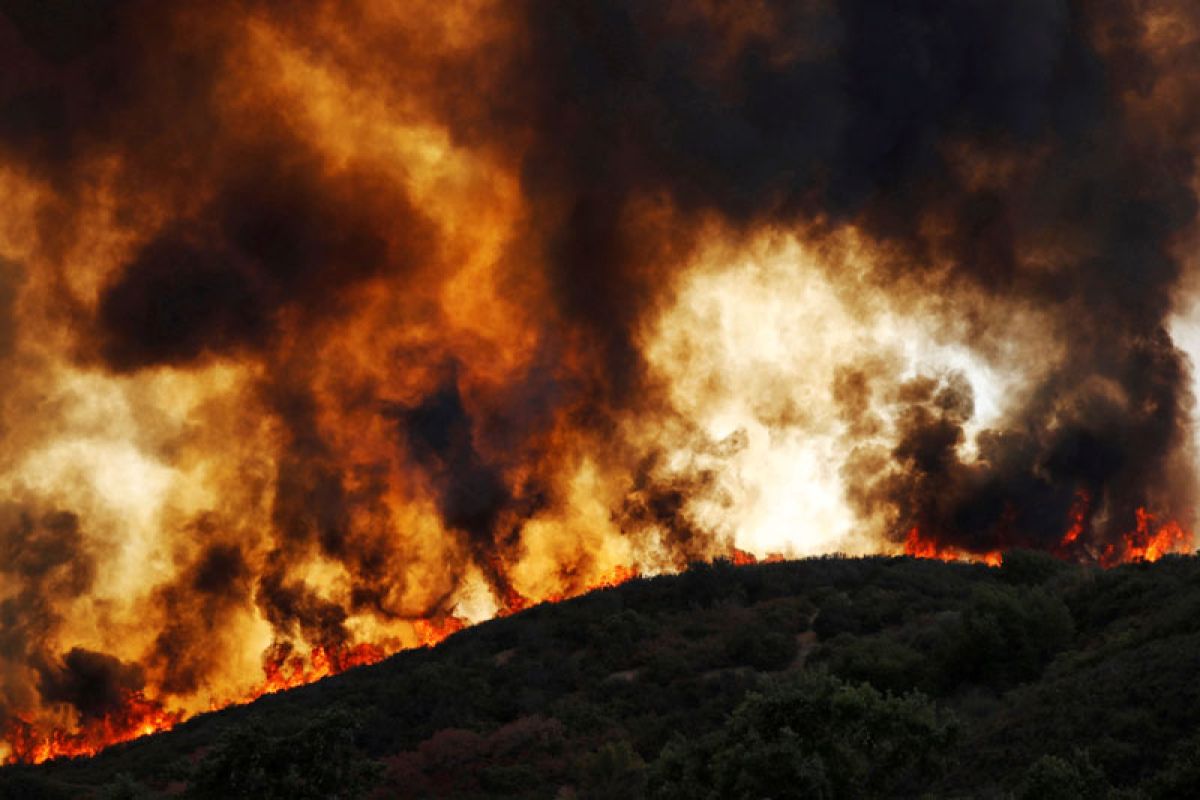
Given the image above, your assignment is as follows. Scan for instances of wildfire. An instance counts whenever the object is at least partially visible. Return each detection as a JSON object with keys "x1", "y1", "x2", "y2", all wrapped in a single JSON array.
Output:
[
  {"x1": 1058, "y1": 490, "x2": 1092, "y2": 552},
  {"x1": 730, "y1": 548, "x2": 758, "y2": 566},
  {"x1": 499, "y1": 553, "x2": 775, "y2": 616},
  {"x1": 502, "y1": 563, "x2": 643, "y2": 616},
  {"x1": 5, "y1": 514, "x2": 1199, "y2": 767},
  {"x1": 903, "y1": 527, "x2": 1002, "y2": 567},
  {"x1": 2, "y1": 692, "x2": 183, "y2": 766},
  {"x1": 903, "y1": 505, "x2": 1195, "y2": 570},
  {"x1": 1, "y1": 0, "x2": 1199, "y2": 776},
  {"x1": 591, "y1": 564, "x2": 642, "y2": 588},
  {"x1": 246, "y1": 642, "x2": 388, "y2": 701},
  {"x1": 414, "y1": 617, "x2": 468, "y2": 648},
  {"x1": 0, "y1": 565, "x2": 643, "y2": 765},
  {"x1": 1102, "y1": 508, "x2": 1194, "y2": 567},
  {"x1": 2, "y1": 643, "x2": 392, "y2": 765}
]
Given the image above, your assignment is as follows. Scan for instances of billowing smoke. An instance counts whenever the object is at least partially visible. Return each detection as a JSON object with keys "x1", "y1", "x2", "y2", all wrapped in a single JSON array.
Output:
[
  {"x1": 35, "y1": 648, "x2": 144, "y2": 722},
  {"x1": 502, "y1": 1, "x2": 1200, "y2": 555},
  {"x1": 0, "y1": 0, "x2": 1198, "y2": 760}
]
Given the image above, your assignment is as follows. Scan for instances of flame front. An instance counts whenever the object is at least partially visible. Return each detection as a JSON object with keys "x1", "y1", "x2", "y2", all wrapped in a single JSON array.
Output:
[
  {"x1": 1101, "y1": 508, "x2": 1195, "y2": 567},
  {"x1": 3, "y1": 693, "x2": 183, "y2": 766},
  {"x1": 1, "y1": 0, "x2": 1200, "y2": 764},
  {"x1": 903, "y1": 527, "x2": 1003, "y2": 568}
]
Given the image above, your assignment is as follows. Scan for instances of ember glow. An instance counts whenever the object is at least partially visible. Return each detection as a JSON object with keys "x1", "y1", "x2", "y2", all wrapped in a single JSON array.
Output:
[{"x1": 2, "y1": 0, "x2": 1200, "y2": 764}]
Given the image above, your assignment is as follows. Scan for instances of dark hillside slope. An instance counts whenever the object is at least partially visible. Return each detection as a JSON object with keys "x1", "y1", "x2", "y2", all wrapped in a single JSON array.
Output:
[{"x1": 5, "y1": 554, "x2": 1200, "y2": 799}]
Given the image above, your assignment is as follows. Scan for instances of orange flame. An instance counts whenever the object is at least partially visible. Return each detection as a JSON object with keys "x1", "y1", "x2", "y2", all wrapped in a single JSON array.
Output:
[
  {"x1": 903, "y1": 502, "x2": 1194, "y2": 570},
  {"x1": 247, "y1": 642, "x2": 388, "y2": 701},
  {"x1": 0, "y1": 563, "x2": 650, "y2": 764},
  {"x1": 903, "y1": 526, "x2": 1002, "y2": 567},
  {"x1": 2, "y1": 644, "x2": 392, "y2": 765},
  {"x1": 413, "y1": 617, "x2": 468, "y2": 648},
  {"x1": 1057, "y1": 489, "x2": 1091, "y2": 551},
  {"x1": 6, "y1": 515, "x2": 1193, "y2": 766},
  {"x1": 730, "y1": 547, "x2": 758, "y2": 566},
  {"x1": 502, "y1": 563, "x2": 643, "y2": 615},
  {"x1": 728, "y1": 548, "x2": 786, "y2": 565},
  {"x1": 1101, "y1": 507, "x2": 1194, "y2": 566},
  {"x1": 2, "y1": 692, "x2": 183, "y2": 766}
]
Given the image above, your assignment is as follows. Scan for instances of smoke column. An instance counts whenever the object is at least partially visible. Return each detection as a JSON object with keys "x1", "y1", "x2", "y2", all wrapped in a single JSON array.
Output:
[{"x1": 0, "y1": 0, "x2": 1198, "y2": 760}]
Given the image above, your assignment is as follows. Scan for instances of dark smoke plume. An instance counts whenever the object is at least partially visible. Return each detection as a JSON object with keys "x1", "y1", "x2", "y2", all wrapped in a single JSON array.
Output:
[
  {"x1": 387, "y1": 371, "x2": 521, "y2": 599},
  {"x1": 391, "y1": 375, "x2": 511, "y2": 547},
  {"x1": 489, "y1": 0, "x2": 1200, "y2": 552},
  {"x1": 35, "y1": 648, "x2": 143, "y2": 721},
  {"x1": 0, "y1": 0, "x2": 1199, "y2": 749},
  {"x1": 148, "y1": 535, "x2": 252, "y2": 696},
  {"x1": 0, "y1": 509, "x2": 96, "y2": 715},
  {"x1": 97, "y1": 145, "x2": 434, "y2": 371}
]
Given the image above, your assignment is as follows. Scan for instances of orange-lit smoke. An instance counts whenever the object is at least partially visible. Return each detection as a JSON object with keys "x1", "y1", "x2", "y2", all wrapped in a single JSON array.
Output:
[{"x1": 0, "y1": 0, "x2": 1199, "y2": 764}]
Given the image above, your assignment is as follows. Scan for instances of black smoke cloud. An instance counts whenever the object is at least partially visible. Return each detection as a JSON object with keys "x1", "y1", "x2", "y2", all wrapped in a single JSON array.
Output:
[
  {"x1": 256, "y1": 380, "x2": 365, "y2": 643},
  {"x1": 490, "y1": 1, "x2": 1112, "y2": 393},
  {"x1": 0, "y1": 508, "x2": 98, "y2": 720},
  {"x1": 35, "y1": 648, "x2": 144, "y2": 721},
  {"x1": 387, "y1": 371, "x2": 520, "y2": 598},
  {"x1": 0, "y1": 510, "x2": 94, "y2": 667},
  {"x1": 493, "y1": 0, "x2": 1200, "y2": 552},
  {"x1": 0, "y1": 0, "x2": 225, "y2": 192},
  {"x1": 257, "y1": 565, "x2": 349, "y2": 651},
  {"x1": 97, "y1": 144, "x2": 433, "y2": 371},
  {"x1": 840, "y1": 329, "x2": 1195, "y2": 554},
  {"x1": 97, "y1": 231, "x2": 267, "y2": 370},
  {"x1": 0, "y1": 0, "x2": 1197, "y2": 719},
  {"x1": 148, "y1": 533, "x2": 253, "y2": 696},
  {"x1": 392, "y1": 375, "x2": 511, "y2": 544}
]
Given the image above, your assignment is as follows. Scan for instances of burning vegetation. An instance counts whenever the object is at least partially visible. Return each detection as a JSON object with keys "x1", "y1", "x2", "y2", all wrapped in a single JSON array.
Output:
[{"x1": 1, "y1": 0, "x2": 1200, "y2": 764}]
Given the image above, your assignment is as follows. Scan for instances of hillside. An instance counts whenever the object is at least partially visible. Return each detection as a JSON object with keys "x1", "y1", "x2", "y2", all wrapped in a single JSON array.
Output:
[{"x1": 4, "y1": 553, "x2": 1200, "y2": 799}]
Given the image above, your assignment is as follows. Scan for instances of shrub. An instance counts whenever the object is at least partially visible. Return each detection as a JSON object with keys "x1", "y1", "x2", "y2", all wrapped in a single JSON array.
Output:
[
  {"x1": 723, "y1": 625, "x2": 798, "y2": 672},
  {"x1": 648, "y1": 670, "x2": 957, "y2": 800},
  {"x1": 187, "y1": 708, "x2": 380, "y2": 800},
  {"x1": 1016, "y1": 752, "x2": 1110, "y2": 800},
  {"x1": 945, "y1": 585, "x2": 1075, "y2": 686},
  {"x1": 579, "y1": 740, "x2": 647, "y2": 800},
  {"x1": 1000, "y1": 549, "x2": 1070, "y2": 586}
]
